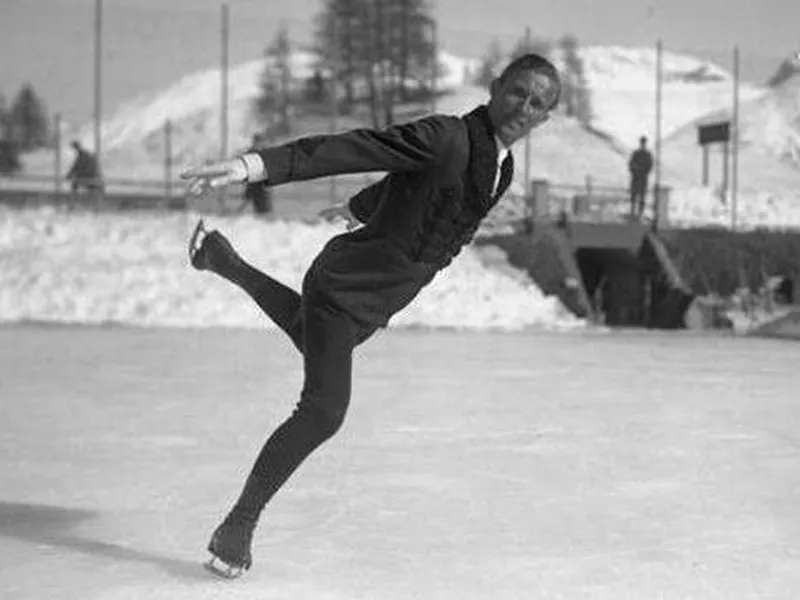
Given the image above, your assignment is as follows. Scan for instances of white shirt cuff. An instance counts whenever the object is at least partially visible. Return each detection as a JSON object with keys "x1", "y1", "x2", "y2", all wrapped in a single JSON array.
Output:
[{"x1": 240, "y1": 153, "x2": 268, "y2": 182}]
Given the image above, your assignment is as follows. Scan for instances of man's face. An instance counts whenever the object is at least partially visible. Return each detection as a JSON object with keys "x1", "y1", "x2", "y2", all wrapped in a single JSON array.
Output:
[{"x1": 487, "y1": 69, "x2": 558, "y2": 147}]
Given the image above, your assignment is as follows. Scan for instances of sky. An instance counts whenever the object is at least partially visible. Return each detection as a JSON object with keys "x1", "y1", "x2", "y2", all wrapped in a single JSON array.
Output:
[{"x1": 1, "y1": 0, "x2": 798, "y2": 124}]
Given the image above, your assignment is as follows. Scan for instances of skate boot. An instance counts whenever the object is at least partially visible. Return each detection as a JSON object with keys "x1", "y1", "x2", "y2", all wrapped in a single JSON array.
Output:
[
  {"x1": 188, "y1": 219, "x2": 239, "y2": 272},
  {"x1": 204, "y1": 509, "x2": 256, "y2": 579}
]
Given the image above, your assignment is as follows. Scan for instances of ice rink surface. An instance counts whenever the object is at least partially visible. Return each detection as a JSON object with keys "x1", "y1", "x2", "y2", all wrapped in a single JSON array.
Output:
[{"x1": 1, "y1": 324, "x2": 799, "y2": 599}]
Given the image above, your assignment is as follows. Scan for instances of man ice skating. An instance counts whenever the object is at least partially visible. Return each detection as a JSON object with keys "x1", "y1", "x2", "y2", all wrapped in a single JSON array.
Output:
[{"x1": 181, "y1": 53, "x2": 561, "y2": 579}]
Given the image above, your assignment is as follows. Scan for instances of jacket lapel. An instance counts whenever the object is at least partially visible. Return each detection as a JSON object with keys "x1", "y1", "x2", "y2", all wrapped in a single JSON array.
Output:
[{"x1": 462, "y1": 106, "x2": 499, "y2": 211}]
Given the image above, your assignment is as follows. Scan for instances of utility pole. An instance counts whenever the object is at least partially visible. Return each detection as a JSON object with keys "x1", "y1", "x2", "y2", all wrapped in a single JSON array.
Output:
[
  {"x1": 329, "y1": 16, "x2": 339, "y2": 204},
  {"x1": 731, "y1": 45, "x2": 740, "y2": 230},
  {"x1": 430, "y1": 19, "x2": 438, "y2": 113},
  {"x1": 94, "y1": 0, "x2": 103, "y2": 186},
  {"x1": 654, "y1": 39, "x2": 663, "y2": 220},
  {"x1": 523, "y1": 26, "x2": 532, "y2": 198},
  {"x1": 220, "y1": 3, "x2": 230, "y2": 159}
]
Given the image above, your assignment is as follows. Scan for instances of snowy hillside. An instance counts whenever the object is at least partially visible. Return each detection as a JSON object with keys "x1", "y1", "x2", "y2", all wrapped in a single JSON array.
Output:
[
  {"x1": 19, "y1": 44, "x2": 800, "y2": 222},
  {"x1": 728, "y1": 72, "x2": 800, "y2": 165},
  {"x1": 66, "y1": 45, "x2": 759, "y2": 171},
  {"x1": 0, "y1": 206, "x2": 578, "y2": 331},
  {"x1": 765, "y1": 52, "x2": 800, "y2": 88},
  {"x1": 69, "y1": 49, "x2": 480, "y2": 172},
  {"x1": 661, "y1": 67, "x2": 800, "y2": 197},
  {"x1": 62, "y1": 45, "x2": 719, "y2": 186},
  {"x1": 577, "y1": 46, "x2": 766, "y2": 149}
]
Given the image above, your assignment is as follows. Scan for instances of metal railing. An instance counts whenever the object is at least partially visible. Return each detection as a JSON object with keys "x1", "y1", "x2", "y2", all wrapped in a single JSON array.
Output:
[
  {"x1": 0, "y1": 171, "x2": 381, "y2": 218},
  {"x1": 528, "y1": 179, "x2": 671, "y2": 228}
]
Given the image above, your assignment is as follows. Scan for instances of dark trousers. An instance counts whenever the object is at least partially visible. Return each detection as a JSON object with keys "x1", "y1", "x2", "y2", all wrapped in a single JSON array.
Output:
[
  {"x1": 212, "y1": 252, "x2": 376, "y2": 523},
  {"x1": 630, "y1": 177, "x2": 648, "y2": 217}
]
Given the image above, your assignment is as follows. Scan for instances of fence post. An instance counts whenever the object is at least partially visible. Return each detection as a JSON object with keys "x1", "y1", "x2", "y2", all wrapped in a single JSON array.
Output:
[
  {"x1": 653, "y1": 185, "x2": 670, "y2": 230},
  {"x1": 328, "y1": 16, "x2": 339, "y2": 205},
  {"x1": 217, "y1": 2, "x2": 230, "y2": 212},
  {"x1": 429, "y1": 19, "x2": 438, "y2": 114},
  {"x1": 529, "y1": 179, "x2": 551, "y2": 221},
  {"x1": 53, "y1": 112, "x2": 62, "y2": 196}
]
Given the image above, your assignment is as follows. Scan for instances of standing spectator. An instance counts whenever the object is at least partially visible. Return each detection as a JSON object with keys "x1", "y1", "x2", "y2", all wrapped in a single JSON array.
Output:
[
  {"x1": 243, "y1": 134, "x2": 273, "y2": 216},
  {"x1": 628, "y1": 136, "x2": 653, "y2": 218},
  {"x1": 66, "y1": 141, "x2": 103, "y2": 194}
]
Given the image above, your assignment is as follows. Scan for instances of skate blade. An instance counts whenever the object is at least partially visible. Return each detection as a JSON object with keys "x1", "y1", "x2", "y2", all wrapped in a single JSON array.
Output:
[
  {"x1": 188, "y1": 219, "x2": 207, "y2": 267},
  {"x1": 204, "y1": 556, "x2": 246, "y2": 580}
]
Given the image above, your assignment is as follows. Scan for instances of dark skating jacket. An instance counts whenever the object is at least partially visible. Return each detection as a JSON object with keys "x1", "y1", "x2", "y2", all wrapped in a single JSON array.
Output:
[{"x1": 254, "y1": 105, "x2": 514, "y2": 328}]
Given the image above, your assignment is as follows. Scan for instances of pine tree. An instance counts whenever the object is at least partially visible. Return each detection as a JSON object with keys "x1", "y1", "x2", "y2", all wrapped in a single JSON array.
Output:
[
  {"x1": 0, "y1": 91, "x2": 21, "y2": 175},
  {"x1": 313, "y1": 0, "x2": 435, "y2": 127},
  {"x1": 766, "y1": 53, "x2": 800, "y2": 87},
  {"x1": 0, "y1": 92, "x2": 9, "y2": 138},
  {"x1": 313, "y1": 0, "x2": 362, "y2": 108},
  {"x1": 0, "y1": 138, "x2": 21, "y2": 175},
  {"x1": 254, "y1": 22, "x2": 293, "y2": 136},
  {"x1": 509, "y1": 31, "x2": 553, "y2": 63},
  {"x1": 476, "y1": 39, "x2": 505, "y2": 88},
  {"x1": 10, "y1": 83, "x2": 49, "y2": 151}
]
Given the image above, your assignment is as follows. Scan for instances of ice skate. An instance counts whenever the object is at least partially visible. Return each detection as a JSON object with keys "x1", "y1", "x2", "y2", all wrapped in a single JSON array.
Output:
[
  {"x1": 188, "y1": 219, "x2": 238, "y2": 272},
  {"x1": 204, "y1": 511, "x2": 255, "y2": 579}
]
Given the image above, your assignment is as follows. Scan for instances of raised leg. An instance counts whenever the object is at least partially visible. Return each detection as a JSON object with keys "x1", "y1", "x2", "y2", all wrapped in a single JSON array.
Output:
[{"x1": 189, "y1": 221, "x2": 304, "y2": 351}]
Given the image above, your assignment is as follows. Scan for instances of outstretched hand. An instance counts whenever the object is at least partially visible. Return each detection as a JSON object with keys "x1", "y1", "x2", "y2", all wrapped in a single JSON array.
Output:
[
  {"x1": 181, "y1": 158, "x2": 247, "y2": 198},
  {"x1": 319, "y1": 202, "x2": 359, "y2": 230}
]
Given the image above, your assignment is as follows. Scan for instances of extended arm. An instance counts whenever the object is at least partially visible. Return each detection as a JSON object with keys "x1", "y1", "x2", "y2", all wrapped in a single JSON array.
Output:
[
  {"x1": 247, "y1": 116, "x2": 456, "y2": 185},
  {"x1": 182, "y1": 116, "x2": 457, "y2": 197}
]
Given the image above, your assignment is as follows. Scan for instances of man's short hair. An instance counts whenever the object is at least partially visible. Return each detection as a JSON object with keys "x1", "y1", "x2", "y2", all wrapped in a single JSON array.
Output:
[{"x1": 498, "y1": 53, "x2": 561, "y2": 110}]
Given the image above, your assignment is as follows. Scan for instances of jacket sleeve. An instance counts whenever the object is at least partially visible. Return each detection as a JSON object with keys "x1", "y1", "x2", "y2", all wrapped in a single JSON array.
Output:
[{"x1": 255, "y1": 115, "x2": 458, "y2": 186}]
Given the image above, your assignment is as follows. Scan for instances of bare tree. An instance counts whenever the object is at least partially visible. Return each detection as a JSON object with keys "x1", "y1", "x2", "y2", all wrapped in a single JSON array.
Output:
[{"x1": 476, "y1": 39, "x2": 505, "y2": 88}]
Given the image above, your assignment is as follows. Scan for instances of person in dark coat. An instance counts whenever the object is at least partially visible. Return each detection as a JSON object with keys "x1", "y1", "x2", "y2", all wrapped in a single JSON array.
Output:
[
  {"x1": 242, "y1": 134, "x2": 273, "y2": 215},
  {"x1": 66, "y1": 141, "x2": 103, "y2": 193},
  {"x1": 628, "y1": 135, "x2": 653, "y2": 218},
  {"x1": 181, "y1": 53, "x2": 561, "y2": 578}
]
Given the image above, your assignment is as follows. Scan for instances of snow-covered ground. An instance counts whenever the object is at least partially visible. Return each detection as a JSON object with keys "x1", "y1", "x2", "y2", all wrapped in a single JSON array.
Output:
[
  {"x1": 662, "y1": 186, "x2": 800, "y2": 229},
  {"x1": 4, "y1": 198, "x2": 800, "y2": 339},
  {"x1": 1, "y1": 324, "x2": 799, "y2": 599},
  {"x1": 0, "y1": 206, "x2": 579, "y2": 332}
]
